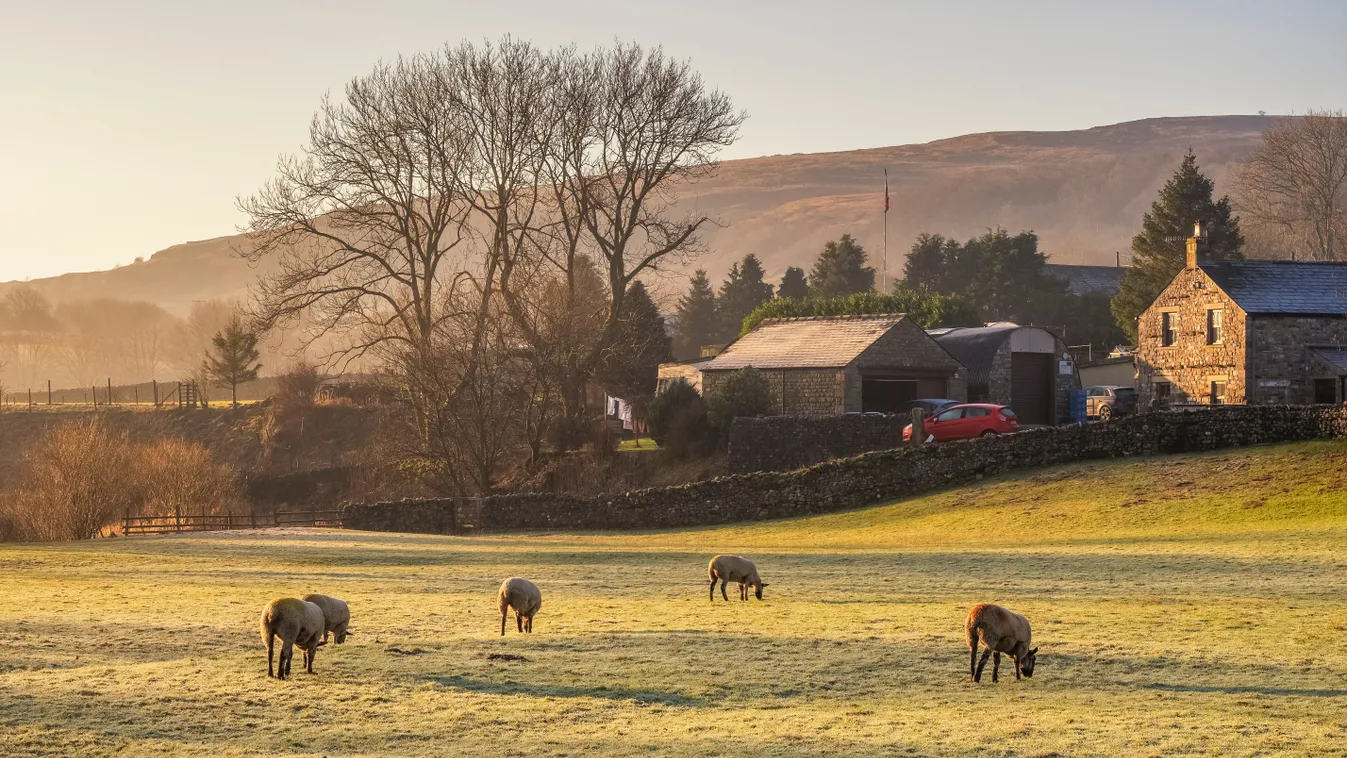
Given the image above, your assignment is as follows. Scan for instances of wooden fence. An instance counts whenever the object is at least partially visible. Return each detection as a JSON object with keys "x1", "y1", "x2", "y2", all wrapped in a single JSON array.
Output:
[{"x1": 122, "y1": 507, "x2": 344, "y2": 536}]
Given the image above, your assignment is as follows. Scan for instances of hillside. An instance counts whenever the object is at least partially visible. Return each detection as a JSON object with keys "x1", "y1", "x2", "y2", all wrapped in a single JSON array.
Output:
[
  {"x1": 2, "y1": 440, "x2": 1345, "y2": 756},
  {"x1": 0, "y1": 115, "x2": 1272, "y2": 313}
]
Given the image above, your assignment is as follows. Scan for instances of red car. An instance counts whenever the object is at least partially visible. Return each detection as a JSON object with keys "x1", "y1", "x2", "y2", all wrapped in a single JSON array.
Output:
[{"x1": 902, "y1": 403, "x2": 1019, "y2": 443}]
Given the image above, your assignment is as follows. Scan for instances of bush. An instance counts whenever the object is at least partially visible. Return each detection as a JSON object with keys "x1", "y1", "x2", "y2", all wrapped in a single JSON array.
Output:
[
  {"x1": 740, "y1": 290, "x2": 982, "y2": 336},
  {"x1": 648, "y1": 379, "x2": 712, "y2": 459},
  {"x1": 275, "y1": 361, "x2": 321, "y2": 411},
  {"x1": 705, "y1": 367, "x2": 773, "y2": 440},
  {"x1": 2, "y1": 419, "x2": 246, "y2": 542}
]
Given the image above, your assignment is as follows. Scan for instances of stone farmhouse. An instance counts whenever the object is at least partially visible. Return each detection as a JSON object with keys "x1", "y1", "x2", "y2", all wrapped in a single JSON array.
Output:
[
  {"x1": 929, "y1": 325, "x2": 1081, "y2": 425},
  {"x1": 1136, "y1": 232, "x2": 1347, "y2": 407},
  {"x1": 699, "y1": 314, "x2": 965, "y2": 415}
]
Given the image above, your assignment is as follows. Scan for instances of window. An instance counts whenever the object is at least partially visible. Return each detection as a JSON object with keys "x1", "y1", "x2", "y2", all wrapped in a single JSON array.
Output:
[
  {"x1": 1210, "y1": 380, "x2": 1227, "y2": 405},
  {"x1": 1162, "y1": 312, "x2": 1177, "y2": 347},
  {"x1": 1207, "y1": 308, "x2": 1223, "y2": 345},
  {"x1": 934, "y1": 408, "x2": 964, "y2": 422},
  {"x1": 1087, "y1": 387, "x2": 1105, "y2": 397},
  {"x1": 965, "y1": 407, "x2": 991, "y2": 418},
  {"x1": 1155, "y1": 382, "x2": 1172, "y2": 406},
  {"x1": 1000, "y1": 408, "x2": 1017, "y2": 418}
]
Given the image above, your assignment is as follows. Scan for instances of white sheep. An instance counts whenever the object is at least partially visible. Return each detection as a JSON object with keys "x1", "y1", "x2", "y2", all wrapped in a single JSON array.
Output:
[
  {"x1": 260, "y1": 597, "x2": 327, "y2": 679},
  {"x1": 498, "y1": 578, "x2": 542, "y2": 636},
  {"x1": 301, "y1": 593, "x2": 352, "y2": 644},
  {"x1": 966, "y1": 603, "x2": 1038, "y2": 683},
  {"x1": 708, "y1": 555, "x2": 768, "y2": 601}
]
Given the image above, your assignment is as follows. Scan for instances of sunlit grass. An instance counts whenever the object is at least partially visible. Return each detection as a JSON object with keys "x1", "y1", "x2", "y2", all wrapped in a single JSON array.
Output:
[{"x1": 3, "y1": 441, "x2": 1347, "y2": 756}]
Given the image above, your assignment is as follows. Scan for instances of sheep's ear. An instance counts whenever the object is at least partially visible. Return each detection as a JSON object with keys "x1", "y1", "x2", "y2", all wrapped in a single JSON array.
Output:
[
  {"x1": 760, "y1": 583, "x2": 769, "y2": 587},
  {"x1": 1029, "y1": 647, "x2": 1038, "y2": 655}
]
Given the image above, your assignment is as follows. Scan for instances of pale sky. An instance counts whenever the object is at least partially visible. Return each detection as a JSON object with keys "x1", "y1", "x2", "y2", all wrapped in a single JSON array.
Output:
[{"x1": 2, "y1": 0, "x2": 1345, "y2": 282}]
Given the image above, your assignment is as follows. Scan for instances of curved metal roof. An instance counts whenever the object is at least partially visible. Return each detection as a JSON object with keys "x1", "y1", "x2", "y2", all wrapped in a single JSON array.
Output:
[{"x1": 929, "y1": 326, "x2": 1019, "y2": 391}]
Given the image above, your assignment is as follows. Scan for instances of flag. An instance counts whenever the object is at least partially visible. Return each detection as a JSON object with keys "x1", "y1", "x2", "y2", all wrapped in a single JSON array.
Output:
[{"x1": 883, "y1": 169, "x2": 889, "y2": 213}]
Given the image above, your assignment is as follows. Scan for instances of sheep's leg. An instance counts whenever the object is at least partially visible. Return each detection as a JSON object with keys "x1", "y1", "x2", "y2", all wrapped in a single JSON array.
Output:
[
  {"x1": 974, "y1": 650, "x2": 991, "y2": 683},
  {"x1": 306, "y1": 646, "x2": 315, "y2": 674},
  {"x1": 501, "y1": 611, "x2": 507, "y2": 637},
  {"x1": 720, "y1": 580, "x2": 729, "y2": 602},
  {"x1": 1014, "y1": 658, "x2": 1021, "y2": 681},
  {"x1": 969, "y1": 639, "x2": 977, "y2": 681},
  {"x1": 992, "y1": 652, "x2": 1000, "y2": 683},
  {"x1": 740, "y1": 583, "x2": 747, "y2": 601},
  {"x1": 709, "y1": 575, "x2": 716, "y2": 602},
  {"x1": 280, "y1": 640, "x2": 293, "y2": 680},
  {"x1": 517, "y1": 611, "x2": 523, "y2": 633},
  {"x1": 267, "y1": 631, "x2": 275, "y2": 678},
  {"x1": 525, "y1": 616, "x2": 533, "y2": 633}
]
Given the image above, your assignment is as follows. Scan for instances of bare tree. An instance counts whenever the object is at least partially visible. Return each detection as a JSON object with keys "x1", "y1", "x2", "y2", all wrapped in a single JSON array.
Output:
[
  {"x1": 239, "y1": 54, "x2": 477, "y2": 366},
  {"x1": 1233, "y1": 110, "x2": 1347, "y2": 260}
]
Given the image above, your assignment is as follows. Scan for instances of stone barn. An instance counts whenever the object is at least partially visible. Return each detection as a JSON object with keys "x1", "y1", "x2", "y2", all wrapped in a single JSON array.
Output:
[
  {"x1": 929, "y1": 325, "x2": 1080, "y2": 425},
  {"x1": 699, "y1": 314, "x2": 966, "y2": 416}
]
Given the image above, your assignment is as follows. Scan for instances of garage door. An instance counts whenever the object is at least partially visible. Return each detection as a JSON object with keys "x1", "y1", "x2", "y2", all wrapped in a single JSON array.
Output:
[{"x1": 1010, "y1": 352, "x2": 1053, "y2": 424}]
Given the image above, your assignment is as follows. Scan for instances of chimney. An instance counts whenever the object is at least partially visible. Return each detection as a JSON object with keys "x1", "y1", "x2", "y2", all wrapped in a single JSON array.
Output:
[{"x1": 1186, "y1": 221, "x2": 1203, "y2": 270}]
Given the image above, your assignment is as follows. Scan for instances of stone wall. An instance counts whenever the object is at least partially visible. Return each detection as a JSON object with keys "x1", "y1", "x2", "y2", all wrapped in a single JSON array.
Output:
[
  {"x1": 727, "y1": 414, "x2": 907, "y2": 473},
  {"x1": 1249, "y1": 315, "x2": 1347, "y2": 405},
  {"x1": 342, "y1": 405, "x2": 1347, "y2": 535},
  {"x1": 704, "y1": 367, "x2": 848, "y2": 416},
  {"x1": 1137, "y1": 266, "x2": 1248, "y2": 406}
]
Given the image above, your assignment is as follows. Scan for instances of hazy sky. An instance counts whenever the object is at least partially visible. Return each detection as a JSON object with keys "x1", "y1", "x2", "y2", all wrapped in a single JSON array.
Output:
[{"x1": 2, "y1": 0, "x2": 1345, "y2": 281}]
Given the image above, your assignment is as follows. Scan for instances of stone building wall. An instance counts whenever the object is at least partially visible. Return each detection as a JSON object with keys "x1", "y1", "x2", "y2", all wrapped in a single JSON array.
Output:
[
  {"x1": 705, "y1": 367, "x2": 848, "y2": 416},
  {"x1": 342, "y1": 405, "x2": 1347, "y2": 534},
  {"x1": 1136, "y1": 267, "x2": 1248, "y2": 407},
  {"x1": 1248, "y1": 315, "x2": 1347, "y2": 404}
]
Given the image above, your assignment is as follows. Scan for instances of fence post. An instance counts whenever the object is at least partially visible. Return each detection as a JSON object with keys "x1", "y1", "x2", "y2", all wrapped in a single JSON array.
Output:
[
  {"x1": 153, "y1": 380, "x2": 158, "y2": 408},
  {"x1": 91, "y1": 386, "x2": 97, "y2": 408},
  {"x1": 107, "y1": 378, "x2": 113, "y2": 406},
  {"x1": 123, "y1": 509, "x2": 130, "y2": 536},
  {"x1": 47, "y1": 380, "x2": 51, "y2": 406}
]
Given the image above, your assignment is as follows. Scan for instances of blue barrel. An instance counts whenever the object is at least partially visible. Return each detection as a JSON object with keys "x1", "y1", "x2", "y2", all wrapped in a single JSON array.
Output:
[{"x1": 1069, "y1": 389, "x2": 1088, "y2": 423}]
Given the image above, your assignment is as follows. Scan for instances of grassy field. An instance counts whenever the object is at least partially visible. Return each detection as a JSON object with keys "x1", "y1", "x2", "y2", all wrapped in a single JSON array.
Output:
[{"x1": 4, "y1": 441, "x2": 1347, "y2": 757}]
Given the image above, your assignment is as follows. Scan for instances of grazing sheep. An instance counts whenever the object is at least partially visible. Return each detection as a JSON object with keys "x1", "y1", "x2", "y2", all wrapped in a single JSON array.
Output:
[
  {"x1": 498, "y1": 578, "x2": 542, "y2": 636},
  {"x1": 301, "y1": 593, "x2": 352, "y2": 644},
  {"x1": 708, "y1": 555, "x2": 768, "y2": 602},
  {"x1": 966, "y1": 603, "x2": 1038, "y2": 683},
  {"x1": 260, "y1": 597, "x2": 327, "y2": 680}
]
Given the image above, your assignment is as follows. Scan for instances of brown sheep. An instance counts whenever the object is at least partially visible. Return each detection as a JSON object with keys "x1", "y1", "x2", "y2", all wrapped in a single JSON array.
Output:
[
  {"x1": 498, "y1": 578, "x2": 542, "y2": 636},
  {"x1": 966, "y1": 603, "x2": 1038, "y2": 683},
  {"x1": 708, "y1": 555, "x2": 768, "y2": 601},
  {"x1": 260, "y1": 597, "x2": 327, "y2": 679}
]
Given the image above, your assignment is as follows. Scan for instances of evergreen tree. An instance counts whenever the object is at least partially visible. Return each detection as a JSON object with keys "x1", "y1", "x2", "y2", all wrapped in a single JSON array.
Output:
[
  {"x1": 808, "y1": 234, "x2": 875, "y2": 298},
  {"x1": 597, "y1": 280, "x2": 670, "y2": 422},
  {"x1": 777, "y1": 266, "x2": 809, "y2": 299},
  {"x1": 1112, "y1": 151, "x2": 1244, "y2": 342},
  {"x1": 673, "y1": 269, "x2": 718, "y2": 360},
  {"x1": 958, "y1": 229, "x2": 1066, "y2": 323},
  {"x1": 901, "y1": 233, "x2": 958, "y2": 293},
  {"x1": 202, "y1": 316, "x2": 262, "y2": 408},
  {"x1": 715, "y1": 254, "x2": 774, "y2": 341},
  {"x1": 740, "y1": 290, "x2": 981, "y2": 336}
]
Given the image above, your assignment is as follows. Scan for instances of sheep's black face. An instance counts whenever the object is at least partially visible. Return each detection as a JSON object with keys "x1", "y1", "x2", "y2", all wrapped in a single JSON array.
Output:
[
  {"x1": 754, "y1": 582, "x2": 767, "y2": 600},
  {"x1": 334, "y1": 631, "x2": 348, "y2": 644},
  {"x1": 1020, "y1": 647, "x2": 1038, "y2": 678}
]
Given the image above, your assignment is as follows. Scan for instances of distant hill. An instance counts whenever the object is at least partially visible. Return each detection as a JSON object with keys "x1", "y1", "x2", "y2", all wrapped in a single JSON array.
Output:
[{"x1": 0, "y1": 115, "x2": 1272, "y2": 312}]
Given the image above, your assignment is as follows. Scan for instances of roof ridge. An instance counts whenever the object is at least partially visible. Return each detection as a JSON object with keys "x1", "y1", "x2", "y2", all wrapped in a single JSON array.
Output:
[{"x1": 759, "y1": 313, "x2": 907, "y2": 326}]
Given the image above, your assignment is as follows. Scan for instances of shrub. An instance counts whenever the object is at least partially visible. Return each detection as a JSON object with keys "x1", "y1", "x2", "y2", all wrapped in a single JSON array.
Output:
[
  {"x1": 705, "y1": 367, "x2": 773, "y2": 440},
  {"x1": 275, "y1": 361, "x2": 321, "y2": 411},
  {"x1": 2, "y1": 419, "x2": 246, "y2": 542},
  {"x1": 648, "y1": 379, "x2": 712, "y2": 459},
  {"x1": 740, "y1": 290, "x2": 982, "y2": 336}
]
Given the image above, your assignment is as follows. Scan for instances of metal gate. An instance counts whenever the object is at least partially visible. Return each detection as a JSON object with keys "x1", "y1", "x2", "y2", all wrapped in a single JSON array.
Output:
[{"x1": 1010, "y1": 352, "x2": 1053, "y2": 424}]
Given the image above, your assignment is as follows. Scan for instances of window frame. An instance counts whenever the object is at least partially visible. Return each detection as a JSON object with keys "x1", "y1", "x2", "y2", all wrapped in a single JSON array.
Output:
[
  {"x1": 1206, "y1": 307, "x2": 1224, "y2": 346},
  {"x1": 1161, "y1": 311, "x2": 1178, "y2": 348},
  {"x1": 1210, "y1": 379, "x2": 1227, "y2": 405}
]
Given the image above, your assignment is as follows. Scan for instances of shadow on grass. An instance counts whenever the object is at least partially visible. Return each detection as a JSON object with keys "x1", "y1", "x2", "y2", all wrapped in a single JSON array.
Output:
[
  {"x1": 1144, "y1": 683, "x2": 1347, "y2": 697},
  {"x1": 421, "y1": 674, "x2": 707, "y2": 707}
]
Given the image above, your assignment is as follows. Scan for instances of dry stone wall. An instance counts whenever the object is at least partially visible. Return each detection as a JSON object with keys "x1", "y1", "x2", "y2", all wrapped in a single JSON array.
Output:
[
  {"x1": 342, "y1": 405, "x2": 1347, "y2": 535},
  {"x1": 728, "y1": 414, "x2": 907, "y2": 473}
]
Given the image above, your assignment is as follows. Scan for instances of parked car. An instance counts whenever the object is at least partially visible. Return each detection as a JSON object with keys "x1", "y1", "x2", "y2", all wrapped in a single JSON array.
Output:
[
  {"x1": 906, "y1": 398, "x2": 962, "y2": 417},
  {"x1": 902, "y1": 403, "x2": 1019, "y2": 443},
  {"x1": 1085, "y1": 385, "x2": 1137, "y2": 420}
]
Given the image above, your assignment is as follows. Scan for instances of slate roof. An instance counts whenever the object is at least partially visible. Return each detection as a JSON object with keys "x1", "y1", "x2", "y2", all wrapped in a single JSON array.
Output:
[
  {"x1": 701, "y1": 315, "x2": 908, "y2": 371},
  {"x1": 927, "y1": 326, "x2": 1020, "y2": 392},
  {"x1": 1200, "y1": 260, "x2": 1347, "y2": 315},
  {"x1": 1045, "y1": 264, "x2": 1125, "y2": 297},
  {"x1": 1310, "y1": 347, "x2": 1347, "y2": 373}
]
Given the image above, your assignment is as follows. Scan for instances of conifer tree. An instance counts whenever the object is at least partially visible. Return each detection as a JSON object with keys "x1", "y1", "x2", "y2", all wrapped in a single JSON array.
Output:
[
  {"x1": 202, "y1": 316, "x2": 262, "y2": 408},
  {"x1": 715, "y1": 254, "x2": 774, "y2": 341},
  {"x1": 777, "y1": 266, "x2": 809, "y2": 299},
  {"x1": 674, "y1": 270, "x2": 718, "y2": 360},
  {"x1": 597, "y1": 280, "x2": 670, "y2": 421},
  {"x1": 1112, "y1": 152, "x2": 1244, "y2": 342},
  {"x1": 808, "y1": 234, "x2": 875, "y2": 298}
]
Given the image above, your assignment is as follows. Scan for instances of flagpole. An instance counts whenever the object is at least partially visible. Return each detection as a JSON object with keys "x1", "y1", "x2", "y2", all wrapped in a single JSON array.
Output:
[{"x1": 882, "y1": 169, "x2": 889, "y2": 292}]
